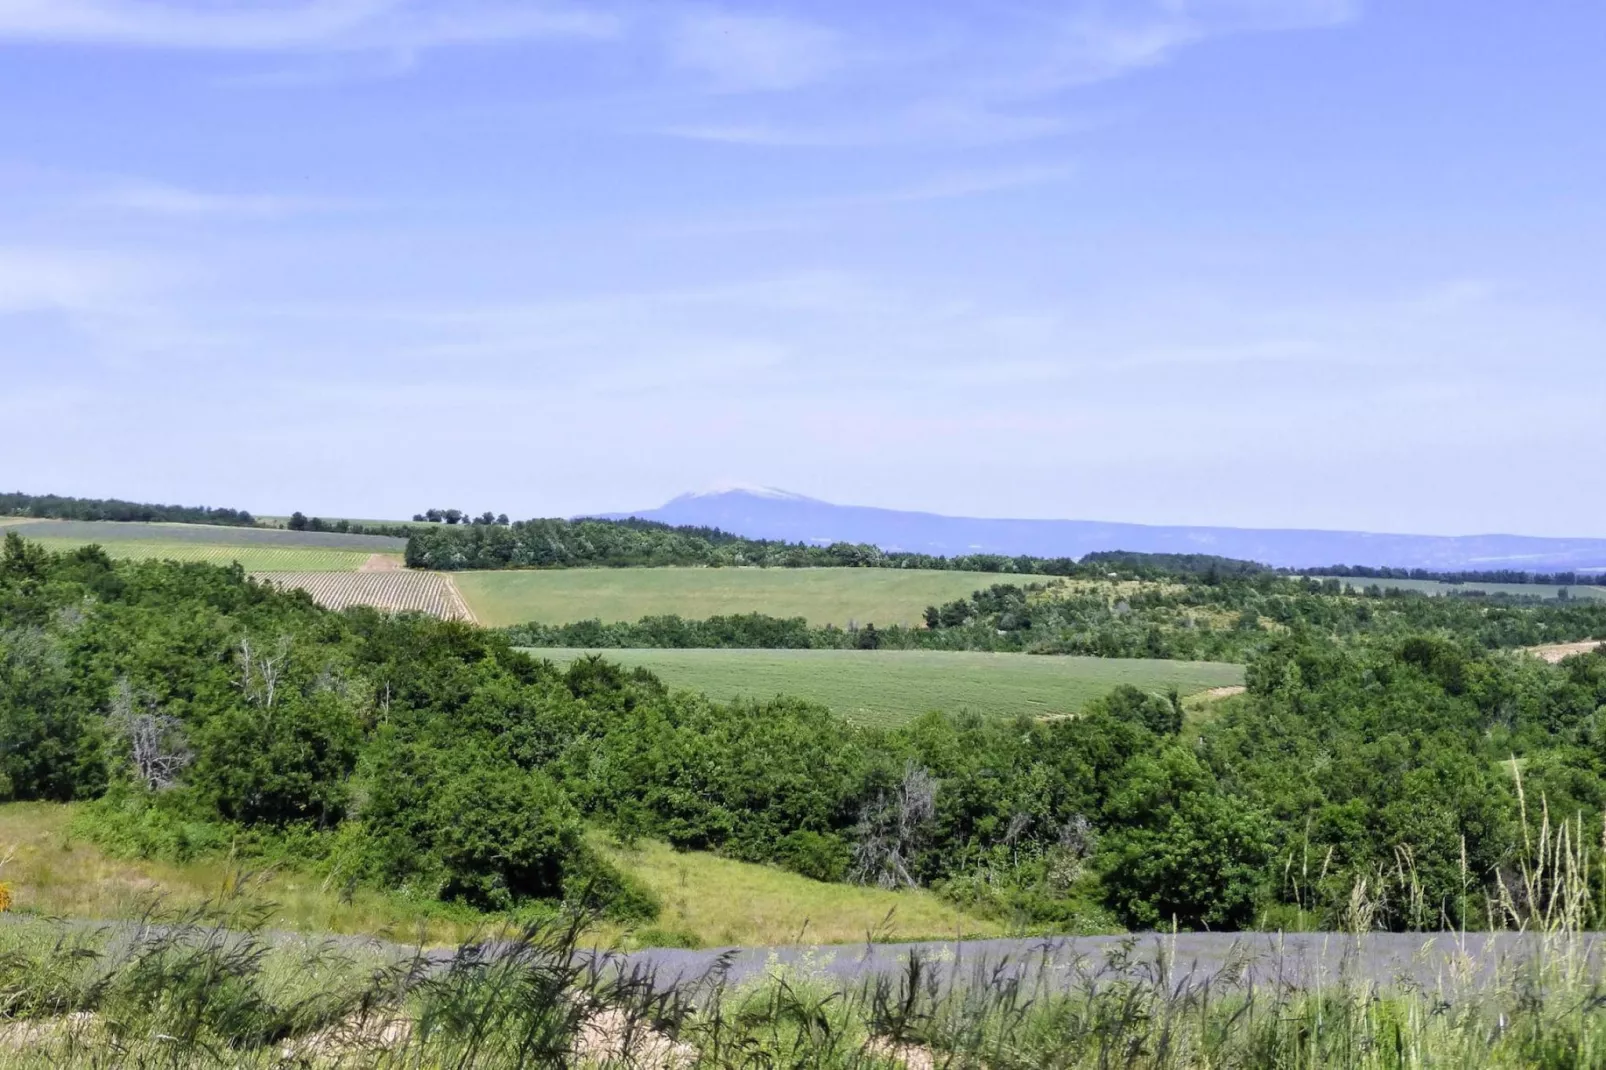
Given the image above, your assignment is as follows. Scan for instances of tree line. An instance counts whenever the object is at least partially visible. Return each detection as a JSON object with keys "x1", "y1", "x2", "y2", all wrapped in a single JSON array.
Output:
[
  {"x1": 284, "y1": 512, "x2": 418, "y2": 539},
  {"x1": 6, "y1": 532, "x2": 1606, "y2": 931},
  {"x1": 411, "y1": 508, "x2": 510, "y2": 525},
  {"x1": 1, "y1": 492, "x2": 255, "y2": 527},
  {"x1": 1300, "y1": 564, "x2": 1602, "y2": 586},
  {"x1": 409, "y1": 516, "x2": 1606, "y2": 587},
  {"x1": 505, "y1": 576, "x2": 1606, "y2": 663},
  {"x1": 408, "y1": 517, "x2": 1135, "y2": 575}
]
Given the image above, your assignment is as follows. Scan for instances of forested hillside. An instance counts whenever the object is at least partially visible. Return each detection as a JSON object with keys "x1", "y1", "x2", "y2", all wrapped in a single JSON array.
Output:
[
  {"x1": 405, "y1": 515, "x2": 1079, "y2": 573},
  {"x1": 6, "y1": 532, "x2": 1606, "y2": 931}
]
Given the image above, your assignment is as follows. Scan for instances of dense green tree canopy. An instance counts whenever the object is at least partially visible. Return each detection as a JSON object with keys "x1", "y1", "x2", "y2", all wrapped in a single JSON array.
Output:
[{"x1": 4, "y1": 532, "x2": 1606, "y2": 932}]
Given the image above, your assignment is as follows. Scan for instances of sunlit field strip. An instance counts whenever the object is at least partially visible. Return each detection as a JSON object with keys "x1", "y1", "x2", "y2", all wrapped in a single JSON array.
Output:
[
  {"x1": 27, "y1": 538, "x2": 376, "y2": 572},
  {"x1": 520, "y1": 646, "x2": 1244, "y2": 728}
]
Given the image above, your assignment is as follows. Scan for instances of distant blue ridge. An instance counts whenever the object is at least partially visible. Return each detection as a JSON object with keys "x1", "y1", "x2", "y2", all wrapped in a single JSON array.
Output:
[{"x1": 597, "y1": 489, "x2": 1606, "y2": 573}]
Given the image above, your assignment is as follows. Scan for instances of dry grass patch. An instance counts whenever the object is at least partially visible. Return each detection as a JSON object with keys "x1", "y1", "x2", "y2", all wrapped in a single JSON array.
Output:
[
  {"x1": 0, "y1": 804, "x2": 998, "y2": 953},
  {"x1": 592, "y1": 834, "x2": 1001, "y2": 948},
  {"x1": 1527, "y1": 640, "x2": 1605, "y2": 664},
  {"x1": 0, "y1": 803, "x2": 472, "y2": 944}
]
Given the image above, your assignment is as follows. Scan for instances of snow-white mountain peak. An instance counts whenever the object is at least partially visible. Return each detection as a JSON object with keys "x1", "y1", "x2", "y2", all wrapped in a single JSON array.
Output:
[{"x1": 674, "y1": 484, "x2": 819, "y2": 503}]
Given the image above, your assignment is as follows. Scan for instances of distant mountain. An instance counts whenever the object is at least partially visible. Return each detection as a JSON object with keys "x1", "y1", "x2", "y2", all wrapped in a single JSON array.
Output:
[{"x1": 599, "y1": 488, "x2": 1606, "y2": 573}]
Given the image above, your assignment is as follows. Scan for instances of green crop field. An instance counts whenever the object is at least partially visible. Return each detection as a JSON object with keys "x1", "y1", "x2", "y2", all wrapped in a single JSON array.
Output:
[
  {"x1": 3, "y1": 519, "x2": 407, "y2": 551},
  {"x1": 24, "y1": 539, "x2": 382, "y2": 573},
  {"x1": 519, "y1": 647, "x2": 1245, "y2": 728},
  {"x1": 1320, "y1": 576, "x2": 1606, "y2": 601},
  {"x1": 455, "y1": 566, "x2": 1028, "y2": 628}
]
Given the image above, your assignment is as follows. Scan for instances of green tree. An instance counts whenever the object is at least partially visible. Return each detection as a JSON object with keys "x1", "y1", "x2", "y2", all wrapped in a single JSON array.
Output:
[
  {"x1": 1098, "y1": 747, "x2": 1274, "y2": 928},
  {"x1": 430, "y1": 763, "x2": 584, "y2": 910},
  {"x1": 192, "y1": 689, "x2": 360, "y2": 827}
]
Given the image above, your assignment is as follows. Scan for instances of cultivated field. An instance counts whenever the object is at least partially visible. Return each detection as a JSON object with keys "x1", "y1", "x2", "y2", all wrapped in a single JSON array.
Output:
[
  {"x1": 8, "y1": 520, "x2": 407, "y2": 572},
  {"x1": 27, "y1": 539, "x2": 382, "y2": 572},
  {"x1": 3, "y1": 519, "x2": 407, "y2": 551},
  {"x1": 519, "y1": 647, "x2": 1245, "y2": 728},
  {"x1": 255, "y1": 571, "x2": 473, "y2": 620},
  {"x1": 456, "y1": 566, "x2": 1032, "y2": 628},
  {"x1": 1322, "y1": 575, "x2": 1606, "y2": 601}
]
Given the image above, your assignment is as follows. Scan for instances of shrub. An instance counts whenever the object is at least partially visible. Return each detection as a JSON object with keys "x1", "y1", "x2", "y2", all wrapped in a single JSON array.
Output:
[
  {"x1": 430, "y1": 764, "x2": 583, "y2": 911},
  {"x1": 776, "y1": 830, "x2": 851, "y2": 883},
  {"x1": 191, "y1": 690, "x2": 360, "y2": 827},
  {"x1": 562, "y1": 850, "x2": 662, "y2": 923}
]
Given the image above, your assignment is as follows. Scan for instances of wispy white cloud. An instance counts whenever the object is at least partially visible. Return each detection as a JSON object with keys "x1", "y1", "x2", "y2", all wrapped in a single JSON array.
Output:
[
  {"x1": 0, "y1": 244, "x2": 244, "y2": 376},
  {"x1": 866, "y1": 163, "x2": 1077, "y2": 204},
  {"x1": 982, "y1": 0, "x2": 1362, "y2": 96},
  {"x1": 656, "y1": 0, "x2": 1360, "y2": 146},
  {"x1": 635, "y1": 164, "x2": 1074, "y2": 239},
  {"x1": 666, "y1": 9, "x2": 843, "y2": 93},
  {"x1": 93, "y1": 181, "x2": 342, "y2": 219},
  {"x1": 0, "y1": 0, "x2": 616, "y2": 53},
  {"x1": 0, "y1": 245, "x2": 148, "y2": 315},
  {"x1": 659, "y1": 106, "x2": 1076, "y2": 149},
  {"x1": 0, "y1": 1, "x2": 1358, "y2": 141}
]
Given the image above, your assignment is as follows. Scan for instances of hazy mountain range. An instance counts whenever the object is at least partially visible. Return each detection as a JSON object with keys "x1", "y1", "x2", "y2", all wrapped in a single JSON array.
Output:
[{"x1": 602, "y1": 488, "x2": 1606, "y2": 573}]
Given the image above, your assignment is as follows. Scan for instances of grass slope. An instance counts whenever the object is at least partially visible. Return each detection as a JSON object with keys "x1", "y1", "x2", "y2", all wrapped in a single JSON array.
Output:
[
  {"x1": 0, "y1": 802, "x2": 469, "y2": 943},
  {"x1": 456, "y1": 567, "x2": 1032, "y2": 629},
  {"x1": 0, "y1": 803, "x2": 999, "y2": 948},
  {"x1": 25, "y1": 539, "x2": 384, "y2": 572},
  {"x1": 590, "y1": 834, "x2": 1000, "y2": 947},
  {"x1": 521, "y1": 648, "x2": 1245, "y2": 728}
]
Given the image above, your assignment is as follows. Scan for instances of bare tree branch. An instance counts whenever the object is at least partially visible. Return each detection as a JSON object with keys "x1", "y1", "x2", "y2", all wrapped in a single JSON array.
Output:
[
  {"x1": 108, "y1": 677, "x2": 191, "y2": 791},
  {"x1": 850, "y1": 761, "x2": 939, "y2": 890}
]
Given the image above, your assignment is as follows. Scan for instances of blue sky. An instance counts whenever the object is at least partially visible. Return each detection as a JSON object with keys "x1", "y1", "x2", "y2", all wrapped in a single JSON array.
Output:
[{"x1": 4, "y1": 1, "x2": 1602, "y2": 535}]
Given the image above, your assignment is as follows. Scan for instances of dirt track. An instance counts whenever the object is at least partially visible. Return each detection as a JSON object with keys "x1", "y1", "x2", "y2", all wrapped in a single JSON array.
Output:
[
  {"x1": 1528, "y1": 640, "x2": 1606, "y2": 664},
  {"x1": 359, "y1": 553, "x2": 406, "y2": 572}
]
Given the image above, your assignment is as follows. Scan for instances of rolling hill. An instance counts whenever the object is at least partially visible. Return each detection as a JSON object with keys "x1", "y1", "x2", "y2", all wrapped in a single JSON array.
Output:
[{"x1": 602, "y1": 488, "x2": 1606, "y2": 572}]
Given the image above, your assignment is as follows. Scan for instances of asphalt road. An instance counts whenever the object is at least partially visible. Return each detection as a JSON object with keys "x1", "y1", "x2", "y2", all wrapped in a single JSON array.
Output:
[
  {"x1": 6, "y1": 916, "x2": 1591, "y2": 994},
  {"x1": 615, "y1": 931, "x2": 1601, "y2": 993}
]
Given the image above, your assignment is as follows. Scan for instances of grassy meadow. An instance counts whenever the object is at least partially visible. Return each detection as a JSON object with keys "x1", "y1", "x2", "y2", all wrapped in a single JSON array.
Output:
[
  {"x1": 588, "y1": 834, "x2": 999, "y2": 947},
  {"x1": 455, "y1": 566, "x2": 1039, "y2": 628},
  {"x1": 521, "y1": 647, "x2": 1244, "y2": 727},
  {"x1": 0, "y1": 802, "x2": 473, "y2": 945},
  {"x1": 0, "y1": 803, "x2": 997, "y2": 949}
]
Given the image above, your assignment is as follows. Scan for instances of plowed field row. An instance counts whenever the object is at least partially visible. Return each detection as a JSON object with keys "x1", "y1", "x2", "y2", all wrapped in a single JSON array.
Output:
[{"x1": 254, "y1": 572, "x2": 473, "y2": 621}]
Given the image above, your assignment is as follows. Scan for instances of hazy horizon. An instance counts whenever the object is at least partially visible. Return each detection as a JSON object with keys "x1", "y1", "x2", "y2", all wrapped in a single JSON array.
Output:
[{"x1": 5, "y1": 2, "x2": 1603, "y2": 538}]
